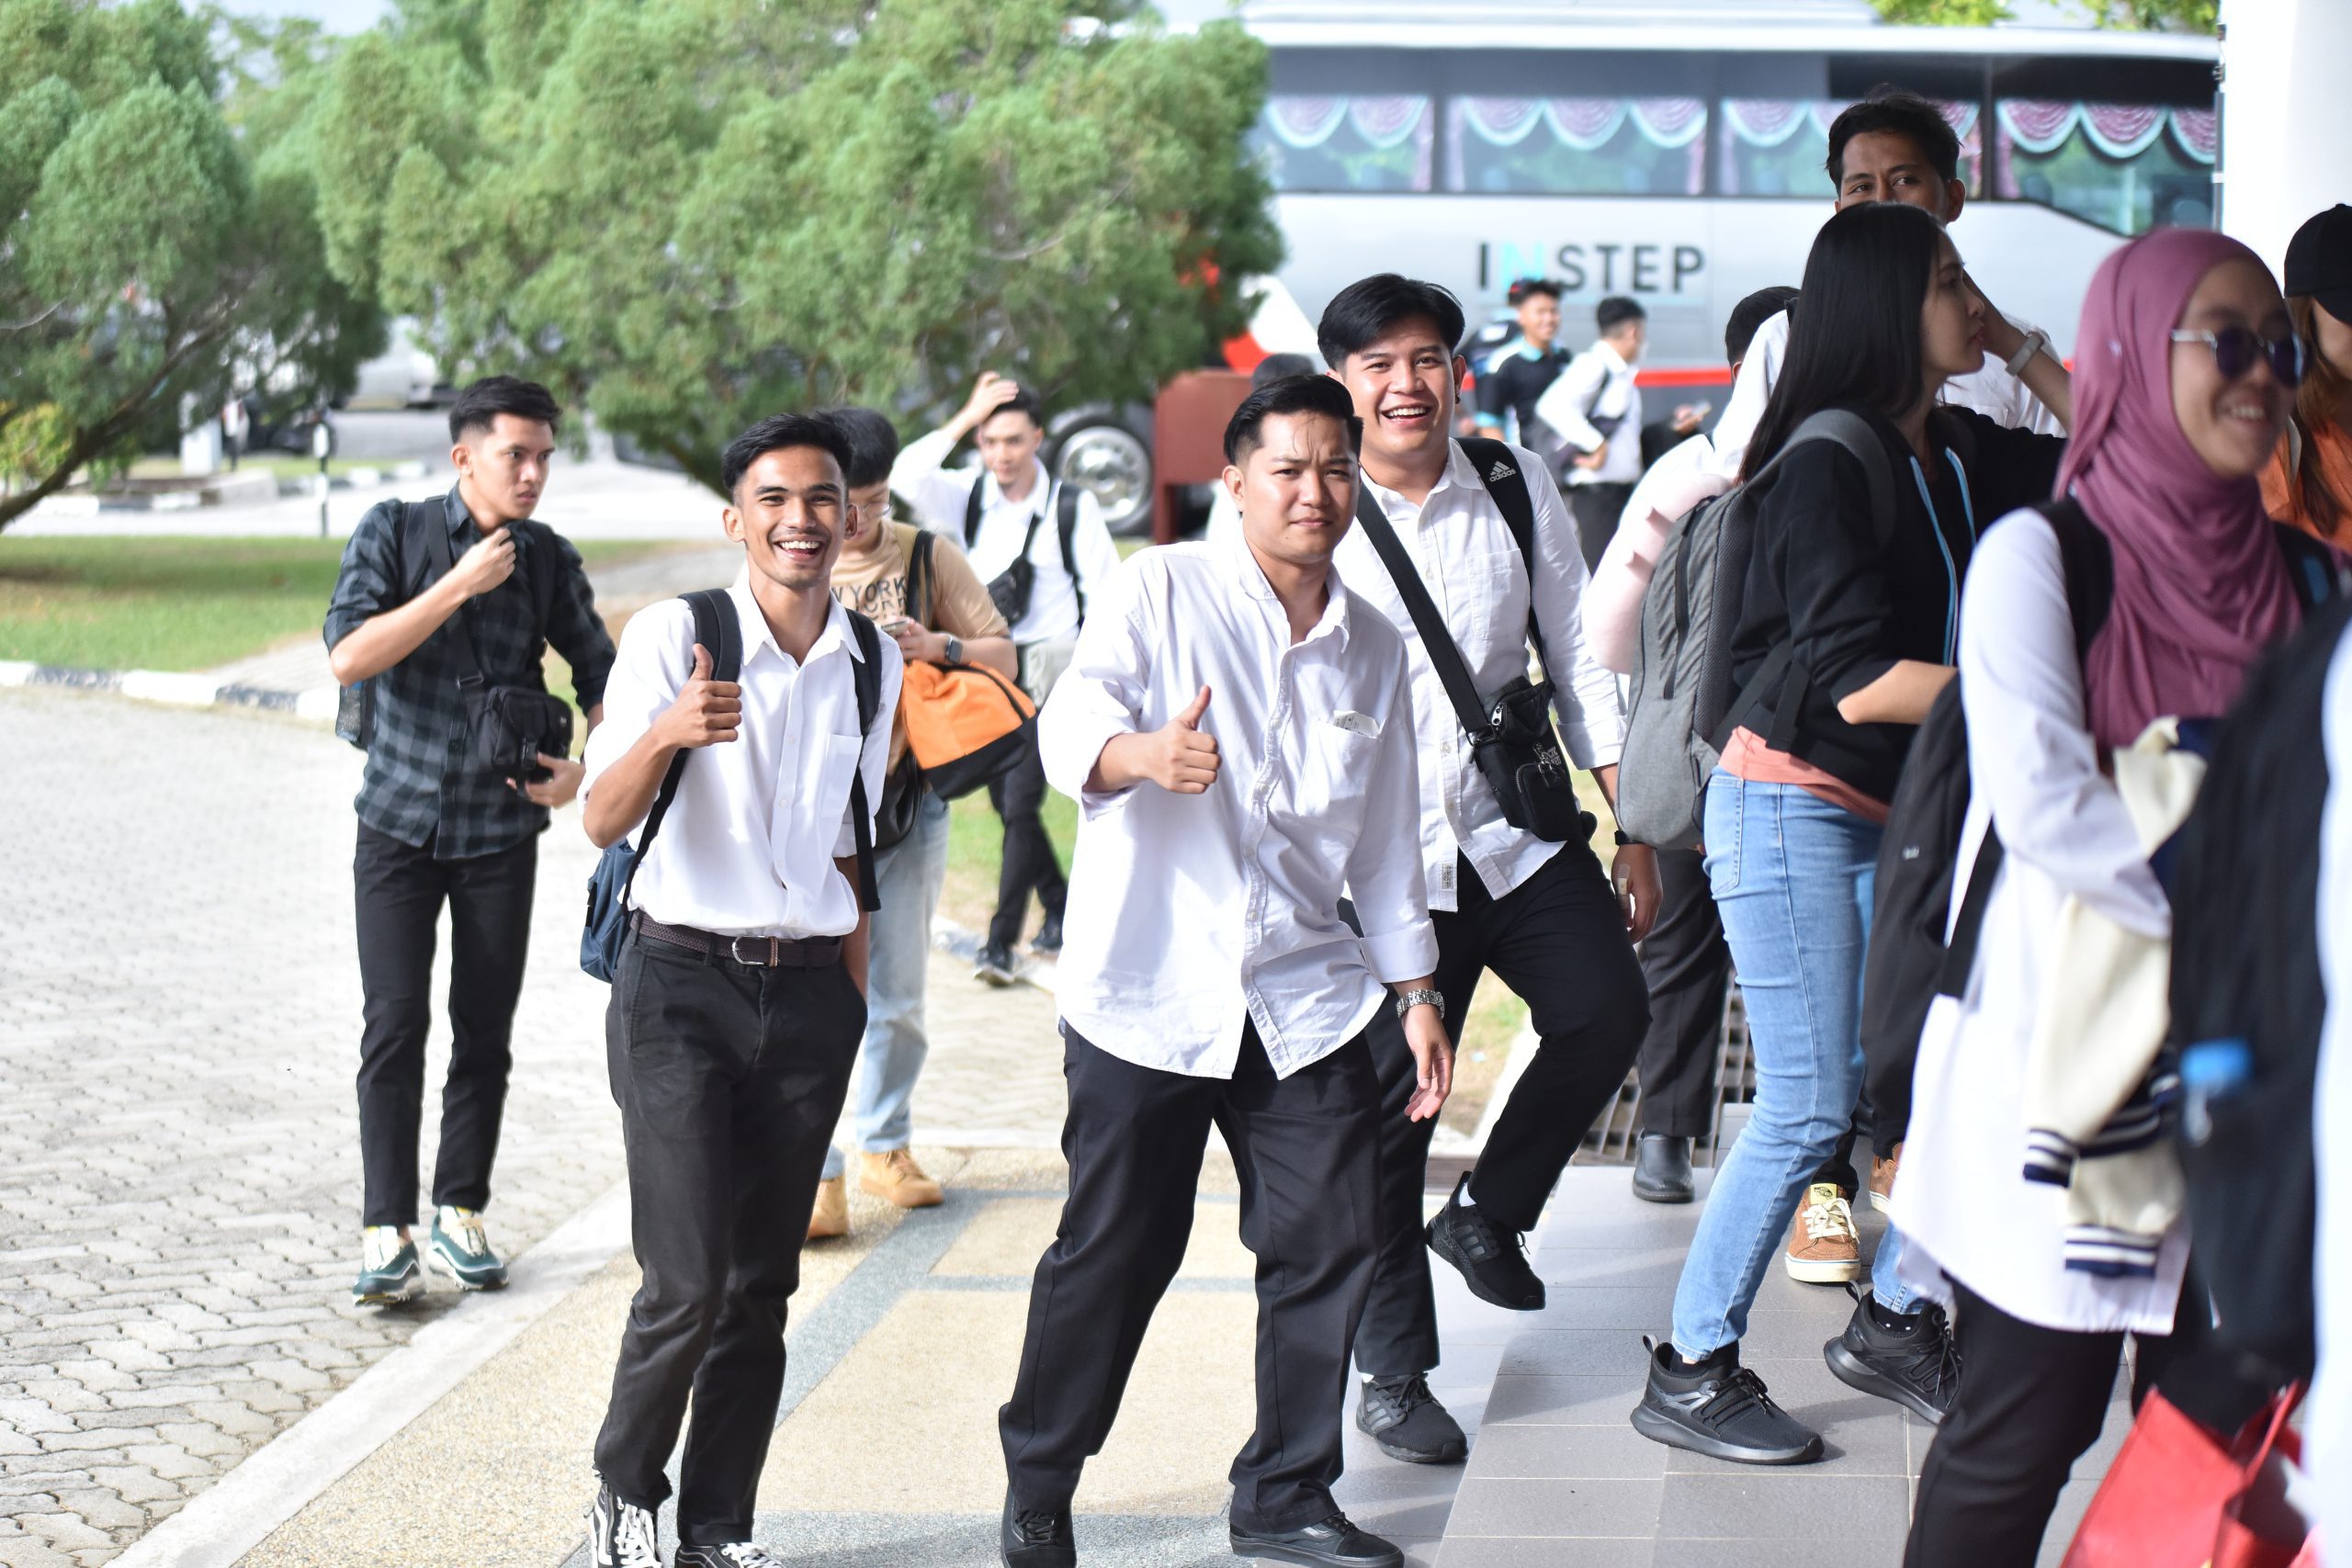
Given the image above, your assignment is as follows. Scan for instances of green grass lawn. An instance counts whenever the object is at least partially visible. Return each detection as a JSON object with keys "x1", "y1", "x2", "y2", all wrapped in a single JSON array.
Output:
[{"x1": 0, "y1": 536, "x2": 682, "y2": 673}]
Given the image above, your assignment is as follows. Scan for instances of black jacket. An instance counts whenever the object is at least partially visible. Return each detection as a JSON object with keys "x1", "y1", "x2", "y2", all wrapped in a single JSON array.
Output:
[{"x1": 1728, "y1": 405, "x2": 2064, "y2": 802}]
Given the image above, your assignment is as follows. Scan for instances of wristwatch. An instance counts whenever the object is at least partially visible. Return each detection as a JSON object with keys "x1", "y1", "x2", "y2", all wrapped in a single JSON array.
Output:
[
  {"x1": 942, "y1": 634, "x2": 965, "y2": 666},
  {"x1": 1395, "y1": 987, "x2": 1445, "y2": 1021},
  {"x1": 2005, "y1": 327, "x2": 2050, "y2": 378}
]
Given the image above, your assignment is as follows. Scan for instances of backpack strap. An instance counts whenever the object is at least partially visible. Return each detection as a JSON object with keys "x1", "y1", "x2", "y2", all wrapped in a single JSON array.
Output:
[
  {"x1": 1455, "y1": 436, "x2": 1551, "y2": 669},
  {"x1": 844, "y1": 610, "x2": 884, "y2": 914},
  {"x1": 1057, "y1": 483, "x2": 1085, "y2": 624},
  {"x1": 2276, "y1": 523, "x2": 2342, "y2": 613},
  {"x1": 417, "y1": 495, "x2": 492, "y2": 694},
  {"x1": 620, "y1": 589, "x2": 738, "y2": 911},
  {"x1": 964, "y1": 473, "x2": 985, "y2": 548},
  {"x1": 906, "y1": 526, "x2": 938, "y2": 626}
]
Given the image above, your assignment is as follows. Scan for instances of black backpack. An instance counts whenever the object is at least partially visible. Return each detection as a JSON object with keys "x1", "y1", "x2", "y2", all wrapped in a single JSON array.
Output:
[
  {"x1": 2167, "y1": 592, "x2": 2352, "y2": 1383},
  {"x1": 966, "y1": 477, "x2": 1083, "y2": 626}
]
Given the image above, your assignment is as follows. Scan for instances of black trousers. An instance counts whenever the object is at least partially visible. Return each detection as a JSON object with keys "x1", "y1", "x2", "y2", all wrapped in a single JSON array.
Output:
[
  {"x1": 985, "y1": 736, "x2": 1069, "y2": 952},
  {"x1": 1567, "y1": 481, "x2": 1634, "y2": 575},
  {"x1": 594, "y1": 933, "x2": 865, "y2": 1544},
  {"x1": 353, "y1": 821, "x2": 537, "y2": 1229},
  {"x1": 1001, "y1": 1022, "x2": 1381, "y2": 1534},
  {"x1": 1633, "y1": 847, "x2": 1732, "y2": 1140},
  {"x1": 1906, "y1": 1275, "x2": 2207, "y2": 1568},
  {"x1": 1355, "y1": 843, "x2": 1648, "y2": 1379}
]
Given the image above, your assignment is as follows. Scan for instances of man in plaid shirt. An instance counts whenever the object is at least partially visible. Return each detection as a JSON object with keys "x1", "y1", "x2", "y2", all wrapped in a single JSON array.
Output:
[{"x1": 322, "y1": 377, "x2": 616, "y2": 1307}]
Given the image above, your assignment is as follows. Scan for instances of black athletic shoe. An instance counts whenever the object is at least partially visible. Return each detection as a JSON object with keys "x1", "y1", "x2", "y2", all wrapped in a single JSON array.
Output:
[
  {"x1": 675, "y1": 1546, "x2": 788, "y2": 1568},
  {"x1": 1629, "y1": 1337, "x2": 1824, "y2": 1464},
  {"x1": 583, "y1": 1481, "x2": 662, "y2": 1568},
  {"x1": 1823, "y1": 1286, "x2": 1961, "y2": 1424},
  {"x1": 976, "y1": 942, "x2": 1018, "y2": 987},
  {"x1": 1228, "y1": 1512, "x2": 1402, "y2": 1568},
  {"x1": 1425, "y1": 1174, "x2": 1544, "y2": 1311},
  {"x1": 1354, "y1": 1372, "x2": 1467, "y2": 1464},
  {"x1": 1000, "y1": 1488, "x2": 1076, "y2": 1568},
  {"x1": 1631, "y1": 1134, "x2": 1695, "y2": 1204},
  {"x1": 1031, "y1": 911, "x2": 1064, "y2": 956}
]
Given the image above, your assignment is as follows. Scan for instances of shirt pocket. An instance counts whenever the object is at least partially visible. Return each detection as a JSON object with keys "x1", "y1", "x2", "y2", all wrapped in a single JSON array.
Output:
[
  {"x1": 1293, "y1": 722, "x2": 1382, "y2": 849},
  {"x1": 815, "y1": 732, "x2": 866, "y2": 848}
]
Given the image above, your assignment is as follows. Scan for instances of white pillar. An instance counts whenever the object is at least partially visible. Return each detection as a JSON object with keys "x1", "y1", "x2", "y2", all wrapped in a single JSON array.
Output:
[{"x1": 2218, "y1": 0, "x2": 2352, "y2": 274}]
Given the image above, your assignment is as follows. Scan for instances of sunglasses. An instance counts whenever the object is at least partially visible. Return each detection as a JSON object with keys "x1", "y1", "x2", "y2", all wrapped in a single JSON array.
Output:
[{"x1": 2168, "y1": 326, "x2": 2307, "y2": 387}]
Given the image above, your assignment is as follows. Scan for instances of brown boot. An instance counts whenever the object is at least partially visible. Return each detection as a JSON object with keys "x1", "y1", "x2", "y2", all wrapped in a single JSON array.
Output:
[
  {"x1": 807, "y1": 1175, "x2": 849, "y2": 1240},
  {"x1": 859, "y1": 1148, "x2": 944, "y2": 1209},
  {"x1": 1869, "y1": 1143, "x2": 1903, "y2": 1214},
  {"x1": 1782, "y1": 1182, "x2": 1861, "y2": 1284}
]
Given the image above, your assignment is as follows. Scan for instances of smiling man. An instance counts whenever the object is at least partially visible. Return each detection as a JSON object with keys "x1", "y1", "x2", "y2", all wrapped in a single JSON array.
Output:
[
  {"x1": 575, "y1": 413, "x2": 900, "y2": 1568},
  {"x1": 999, "y1": 376, "x2": 1442, "y2": 1568}
]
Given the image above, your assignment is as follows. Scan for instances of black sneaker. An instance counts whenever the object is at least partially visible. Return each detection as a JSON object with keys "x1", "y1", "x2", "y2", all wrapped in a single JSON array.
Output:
[
  {"x1": 1631, "y1": 1134, "x2": 1695, "y2": 1204},
  {"x1": 976, "y1": 942, "x2": 1018, "y2": 987},
  {"x1": 1823, "y1": 1286, "x2": 1961, "y2": 1424},
  {"x1": 1629, "y1": 1337, "x2": 1824, "y2": 1464},
  {"x1": 1001, "y1": 1487, "x2": 1076, "y2": 1567},
  {"x1": 583, "y1": 1481, "x2": 662, "y2": 1568},
  {"x1": 1228, "y1": 1511, "x2": 1401, "y2": 1568},
  {"x1": 1031, "y1": 911, "x2": 1064, "y2": 956},
  {"x1": 1425, "y1": 1174, "x2": 1544, "y2": 1311},
  {"x1": 676, "y1": 1546, "x2": 788, "y2": 1568},
  {"x1": 1354, "y1": 1372, "x2": 1467, "y2": 1464}
]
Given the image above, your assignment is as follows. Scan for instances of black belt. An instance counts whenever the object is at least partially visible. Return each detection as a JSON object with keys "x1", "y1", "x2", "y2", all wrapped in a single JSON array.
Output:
[{"x1": 629, "y1": 911, "x2": 842, "y2": 968}]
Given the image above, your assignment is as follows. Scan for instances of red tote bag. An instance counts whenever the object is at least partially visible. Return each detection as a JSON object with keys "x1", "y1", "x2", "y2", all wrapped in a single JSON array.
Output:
[{"x1": 2062, "y1": 1386, "x2": 2309, "y2": 1568}]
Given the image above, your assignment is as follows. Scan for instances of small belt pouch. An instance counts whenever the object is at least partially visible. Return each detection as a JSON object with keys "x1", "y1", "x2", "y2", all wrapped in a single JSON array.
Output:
[{"x1": 1474, "y1": 676, "x2": 1591, "y2": 843}]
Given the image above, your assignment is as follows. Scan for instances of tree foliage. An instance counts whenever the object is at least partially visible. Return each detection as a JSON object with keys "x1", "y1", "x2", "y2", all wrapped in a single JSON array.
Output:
[
  {"x1": 309, "y1": 0, "x2": 1283, "y2": 494},
  {"x1": 0, "y1": 0, "x2": 383, "y2": 531},
  {"x1": 1870, "y1": 0, "x2": 2216, "y2": 27}
]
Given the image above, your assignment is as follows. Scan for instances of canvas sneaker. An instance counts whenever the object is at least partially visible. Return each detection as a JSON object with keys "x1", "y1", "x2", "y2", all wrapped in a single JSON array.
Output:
[
  {"x1": 584, "y1": 1482, "x2": 661, "y2": 1568},
  {"x1": 1782, "y1": 1183, "x2": 1862, "y2": 1284},
  {"x1": 428, "y1": 1205, "x2": 508, "y2": 1290},
  {"x1": 808, "y1": 1175, "x2": 850, "y2": 1240},
  {"x1": 859, "y1": 1148, "x2": 944, "y2": 1209},
  {"x1": 351, "y1": 1225, "x2": 424, "y2": 1308}
]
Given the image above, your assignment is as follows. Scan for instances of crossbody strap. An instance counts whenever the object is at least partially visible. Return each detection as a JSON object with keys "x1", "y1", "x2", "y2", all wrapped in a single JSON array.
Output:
[
  {"x1": 1056, "y1": 483, "x2": 1085, "y2": 624},
  {"x1": 621, "y1": 589, "x2": 740, "y2": 910},
  {"x1": 963, "y1": 474, "x2": 985, "y2": 548},
  {"x1": 845, "y1": 611, "x2": 883, "y2": 914},
  {"x1": 419, "y1": 496, "x2": 490, "y2": 693},
  {"x1": 1351, "y1": 484, "x2": 1493, "y2": 740}
]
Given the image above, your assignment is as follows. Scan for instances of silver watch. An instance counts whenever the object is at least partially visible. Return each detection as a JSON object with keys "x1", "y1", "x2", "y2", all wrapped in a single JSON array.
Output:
[{"x1": 1395, "y1": 987, "x2": 1445, "y2": 1021}]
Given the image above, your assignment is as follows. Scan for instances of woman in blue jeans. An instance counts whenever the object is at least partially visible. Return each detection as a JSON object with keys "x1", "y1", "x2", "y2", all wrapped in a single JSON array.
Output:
[{"x1": 1631, "y1": 203, "x2": 2070, "y2": 1464}]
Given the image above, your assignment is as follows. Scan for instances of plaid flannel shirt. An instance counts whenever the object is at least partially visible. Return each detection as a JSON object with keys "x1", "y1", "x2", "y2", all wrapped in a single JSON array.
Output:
[{"x1": 323, "y1": 486, "x2": 615, "y2": 861}]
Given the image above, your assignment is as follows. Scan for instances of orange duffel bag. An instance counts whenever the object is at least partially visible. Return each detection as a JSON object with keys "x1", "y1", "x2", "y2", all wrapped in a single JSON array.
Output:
[{"x1": 900, "y1": 656, "x2": 1036, "y2": 799}]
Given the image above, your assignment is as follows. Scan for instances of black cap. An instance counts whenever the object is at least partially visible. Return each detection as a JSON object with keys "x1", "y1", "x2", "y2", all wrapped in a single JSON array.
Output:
[{"x1": 2285, "y1": 204, "x2": 2352, "y2": 327}]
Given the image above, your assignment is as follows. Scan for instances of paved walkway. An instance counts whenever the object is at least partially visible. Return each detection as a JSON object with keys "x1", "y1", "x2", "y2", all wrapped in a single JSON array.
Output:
[{"x1": 0, "y1": 689, "x2": 1061, "y2": 1566}]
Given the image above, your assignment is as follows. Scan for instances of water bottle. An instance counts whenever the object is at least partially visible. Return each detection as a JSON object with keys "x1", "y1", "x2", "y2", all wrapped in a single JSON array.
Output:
[{"x1": 2178, "y1": 1037, "x2": 2253, "y2": 1147}]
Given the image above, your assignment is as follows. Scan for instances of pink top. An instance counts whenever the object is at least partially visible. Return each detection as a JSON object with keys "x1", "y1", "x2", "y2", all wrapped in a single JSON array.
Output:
[
  {"x1": 1582, "y1": 442, "x2": 1734, "y2": 674},
  {"x1": 1719, "y1": 726, "x2": 1891, "y2": 827}
]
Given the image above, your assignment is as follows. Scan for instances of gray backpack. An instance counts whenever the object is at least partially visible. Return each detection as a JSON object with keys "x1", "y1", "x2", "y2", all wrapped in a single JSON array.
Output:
[{"x1": 1614, "y1": 410, "x2": 1894, "y2": 850}]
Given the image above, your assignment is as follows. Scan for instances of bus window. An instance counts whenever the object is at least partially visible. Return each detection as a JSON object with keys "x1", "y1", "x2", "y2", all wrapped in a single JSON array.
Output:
[
  {"x1": 1445, "y1": 97, "x2": 1707, "y2": 196},
  {"x1": 1253, "y1": 95, "x2": 1434, "y2": 192},
  {"x1": 1717, "y1": 97, "x2": 1984, "y2": 198},
  {"x1": 1995, "y1": 101, "x2": 2216, "y2": 235}
]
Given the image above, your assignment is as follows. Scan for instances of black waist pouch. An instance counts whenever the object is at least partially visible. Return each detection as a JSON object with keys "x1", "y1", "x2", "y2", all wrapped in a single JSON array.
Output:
[
  {"x1": 466, "y1": 682, "x2": 574, "y2": 779},
  {"x1": 1474, "y1": 677, "x2": 1592, "y2": 843}
]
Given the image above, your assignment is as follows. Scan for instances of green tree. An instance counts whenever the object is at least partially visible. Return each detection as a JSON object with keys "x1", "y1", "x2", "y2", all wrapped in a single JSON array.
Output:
[
  {"x1": 0, "y1": 0, "x2": 383, "y2": 531},
  {"x1": 1870, "y1": 0, "x2": 2216, "y2": 26},
  {"x1": 309, "y1": 0, "x2": 1282, "y2": 494}
]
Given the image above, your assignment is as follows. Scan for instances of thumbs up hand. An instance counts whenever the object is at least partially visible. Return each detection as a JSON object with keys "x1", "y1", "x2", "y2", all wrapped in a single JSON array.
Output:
[
  {"x1": 656, "y1": 641, "x2": 742, "y2": 749},
  {"x1": 1148, "y1": 683, "x2": 1221, "y2": 794}
]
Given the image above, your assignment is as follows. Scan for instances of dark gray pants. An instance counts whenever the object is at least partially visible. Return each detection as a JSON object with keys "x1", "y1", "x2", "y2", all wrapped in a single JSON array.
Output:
[
  {"x1": 1634, "y1": 847, "x2": 1733, "y2": 1140},
  {"x1": 593, "y1": 932, "x2": 865, "y2": 1544},
  {"x1": 1001, "y1": 1023, "x2": 1381, "y2": 1534}
]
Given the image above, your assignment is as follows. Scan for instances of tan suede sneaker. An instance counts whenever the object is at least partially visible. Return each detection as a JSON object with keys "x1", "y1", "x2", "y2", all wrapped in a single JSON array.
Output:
[
  {"x1": 1782, "y1": 1183, "x2": 1862, "y2": 1284},
  {"x1": 859, "y1": 1148, "x2": 944, "y2": 1209},
  {"x1": 807, "y1": 1175, "x2": 849, "y2": 1240},
  {"x1": 1869, "y1": 1144, "x2": 1903, "y2": 1214}
]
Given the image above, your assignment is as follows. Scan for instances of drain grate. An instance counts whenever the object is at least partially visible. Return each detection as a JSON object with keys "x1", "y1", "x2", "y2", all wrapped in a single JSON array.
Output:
[{"x1": 1573, "y1": 984, "x2": 1753, "y2": 1169}]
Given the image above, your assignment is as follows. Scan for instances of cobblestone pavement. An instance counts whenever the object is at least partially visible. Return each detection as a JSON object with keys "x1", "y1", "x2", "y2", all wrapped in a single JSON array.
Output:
[{"x1": 0, "y1": 688, "x2": 1062, "y2": 1566}]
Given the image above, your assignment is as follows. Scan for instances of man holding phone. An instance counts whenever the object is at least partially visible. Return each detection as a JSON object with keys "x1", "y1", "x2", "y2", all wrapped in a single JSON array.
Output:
[{"x1": 323, "y1": 376, "x2": 615, "y2": 1308}]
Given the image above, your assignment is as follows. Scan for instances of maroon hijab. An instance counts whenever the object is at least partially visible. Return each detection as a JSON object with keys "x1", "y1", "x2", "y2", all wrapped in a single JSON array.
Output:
[{"x1": 2056, "y1": 228, "x2": 2301, "y2": 750}]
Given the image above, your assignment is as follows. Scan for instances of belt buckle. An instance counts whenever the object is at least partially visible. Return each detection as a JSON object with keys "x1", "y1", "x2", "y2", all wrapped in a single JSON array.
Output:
[{"x1": 729, "y1": 934, "x2": 779, "y2": 967}]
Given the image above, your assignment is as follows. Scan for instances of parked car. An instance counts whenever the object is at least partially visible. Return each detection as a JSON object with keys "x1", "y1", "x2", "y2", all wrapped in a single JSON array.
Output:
[{"x1": 1046, "y1": 402, "x2": 1157, "y2": 538}]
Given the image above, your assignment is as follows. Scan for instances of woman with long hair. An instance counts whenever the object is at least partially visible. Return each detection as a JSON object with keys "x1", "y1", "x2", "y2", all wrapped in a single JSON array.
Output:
[
  {"x1": 1632, "y1": 201, "x2": 2069, "y2": 1464},
  {"x1": 1899, "y1": 228, "x2": 2312, "y2": 1562},
  {"x1": 2264, "y1": 204, "x2": 2352, "y2": 543}
]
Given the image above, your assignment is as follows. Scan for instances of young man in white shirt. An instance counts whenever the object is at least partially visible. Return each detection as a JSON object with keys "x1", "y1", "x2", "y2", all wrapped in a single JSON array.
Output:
[
  {"x1": 576, "y1": 413, "x2": 902, "y2": 1568},
  {"x1": 1320, "y1": 273, "x2": 1659, "y2": 1467},
  {"x1": 998, "y1": 376, "x2": 1446, "y2": 1568},
  {"x1": 893, "y1": 373, "x2": 1123, "y2": 984},
  {"x1": 1534, "y1": 294, "x2": 1648, "y2": 573}
]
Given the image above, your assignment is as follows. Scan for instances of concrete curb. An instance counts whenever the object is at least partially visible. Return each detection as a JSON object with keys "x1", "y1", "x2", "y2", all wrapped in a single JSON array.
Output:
[
  {"x1": 106, "y1": 1181, "x2": 633, "y2": 1568},
  {"x1": 0, "y1": 661, "x2": 339, "y2": 722}
]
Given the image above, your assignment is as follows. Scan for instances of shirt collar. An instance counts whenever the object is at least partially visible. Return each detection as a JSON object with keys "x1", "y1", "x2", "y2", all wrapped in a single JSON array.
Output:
[
  {"x1": 1362, "y1": 440, "x2": 1479, "y2": 525},
  {"x1": 445, "y1": 483, "x2": 526, "y2": 551},
  {"x1": 1213, "y1": 525, "x2": 1352, "y2": 651},
  {"x1": 724, "y1": 581, "x2": 864, "y2": 669},
  {"x1": 1594, "y1": 339, "x2": 1630, "y2": 374},
  {"x1": 982, "y1": 461, "x2": 1052, "y2": 514}
]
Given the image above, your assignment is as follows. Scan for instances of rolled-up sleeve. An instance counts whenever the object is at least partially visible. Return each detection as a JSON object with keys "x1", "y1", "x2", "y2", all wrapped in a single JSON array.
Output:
[
  {"x1": 1521, "y1": 445, "x2": 1625, "y2": 768},
  {"x1": 891, "y1": 427, "x2": 979, "y2": 536},
  {"x1": 545, "y1": 532, "x2": 616, "y2": 712},
  {"x1": 834, "y1": 642, "x2": 905, "y2": 857},
  {"x1": 1036, "y1": 554, "x2": 1156, "y2": 811},
  {"x1": 323, "y1": 500, "x2": 402, "y2": 651},
  {"x1": 1345, "y1": 649, "x2": 1439, "y2": 982},
  {"x1": 1534, "y1": 352, "x2": 1608, "y2": 455}
]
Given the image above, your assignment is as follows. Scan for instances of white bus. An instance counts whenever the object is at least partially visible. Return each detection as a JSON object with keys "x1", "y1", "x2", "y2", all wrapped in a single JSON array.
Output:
[{"x1": 1205, "y1": 0, "x2": 2219, "y2": 390}]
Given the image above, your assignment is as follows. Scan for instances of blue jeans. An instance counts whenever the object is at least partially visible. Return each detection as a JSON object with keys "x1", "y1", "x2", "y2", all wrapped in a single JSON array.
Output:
[
  {"x1": 822, "y1": 790, "x2": 951, "y2": 1180},
  {"x1": 1670, "y1": 774, "x2": 1912, "y2": 1360}
]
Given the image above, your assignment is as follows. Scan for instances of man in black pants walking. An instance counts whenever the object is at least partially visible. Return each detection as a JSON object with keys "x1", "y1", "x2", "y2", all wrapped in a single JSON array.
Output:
[
  {"x1": 999, "y1": 377, "x2": 1446, "y2": 1568},
  {"x1": 1322, "y1": 276, "x2": 1658, "y2": 1465},
  {"x1": 324, "y1": 377, "x2": 615, "y2": 1308},
  {"x1": 575, "y1": 413, "x2": 900, "y2": 1568}
]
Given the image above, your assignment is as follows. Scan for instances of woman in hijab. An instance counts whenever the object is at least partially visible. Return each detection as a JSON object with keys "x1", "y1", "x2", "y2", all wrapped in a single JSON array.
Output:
[{"x1": 1896, "y1": 228, "x2": 2308, "y2": 1564}]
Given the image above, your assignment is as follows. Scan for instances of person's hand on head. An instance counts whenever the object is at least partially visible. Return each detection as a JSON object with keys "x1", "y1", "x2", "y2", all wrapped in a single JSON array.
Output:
[
  {"x1": 957, "y1": 371, "x2": 1023, "y2": 430},
  {"x1": 656, "y1": 643, "x2": 741, "y2": 750},
  {"x1": 449, "y1": 526, "x2": 516, "y2": 600}
]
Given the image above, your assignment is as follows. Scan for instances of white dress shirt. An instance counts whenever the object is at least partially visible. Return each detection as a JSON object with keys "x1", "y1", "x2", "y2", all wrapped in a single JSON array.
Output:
[
  {"x1": 1038, "y1": 536, "x2": 1436, "y2": 1080},
  {"x1": 1534, "y1": 341, "x2": 1645, "y2": 486},
  {"x1": 1705, "y1": 307, "x2": 2066, "y2": 480},
  {"x1": 582, "y1": 585, "x2": 902, "y2": 940},
  {"x1": 1894, "y1": 510, "x2": 2187, "y2": 1336},
  {"x1": 1334, "y1": 439, "x2": 1626, "y2": 912},
  {"x1": 891, "y1": 427, "x2": 1122, "y2": 645}
]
